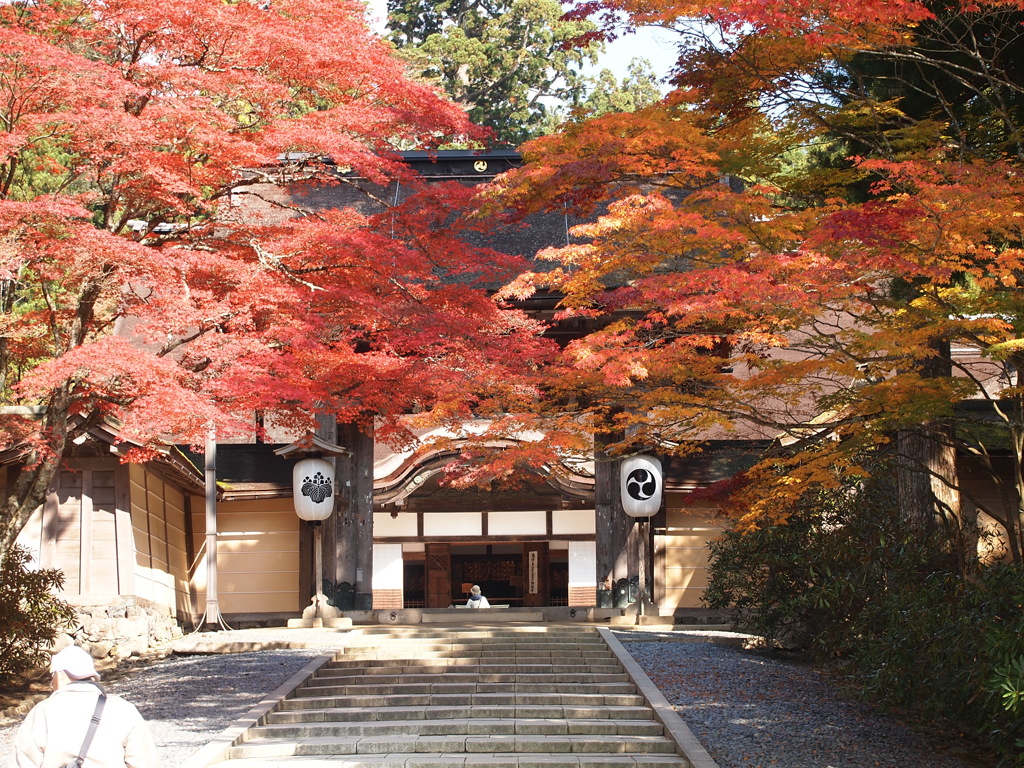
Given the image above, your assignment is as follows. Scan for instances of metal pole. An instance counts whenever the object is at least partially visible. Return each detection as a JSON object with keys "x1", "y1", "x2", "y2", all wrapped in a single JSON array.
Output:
[
  {"x1": 637, "y1": 519, "x2": 647, "y2": 619},
  {"x1": 205, "y1": 429, "x2": 219, "y2": 621},
  {"x1": 197, "y1": 426, "x2": 231, "y2": 631},
  {"x1": 313, "y1": 522, "x2": 324, "y2": 619}
]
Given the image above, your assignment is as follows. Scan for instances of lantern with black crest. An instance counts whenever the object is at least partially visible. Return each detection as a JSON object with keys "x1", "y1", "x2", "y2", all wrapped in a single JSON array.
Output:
[
  {"x1": 620, "y1": 455, "x2": 663, "y2": 517},
  {"x1": 293, "y1": 457, "x2": 336, "y2": 521},
  {"x1": 274, "y1": 434, "x2": 352, "y2": 626},
  {"x1": 619, "y1": 453, "x2": 662, "y2": 621}
]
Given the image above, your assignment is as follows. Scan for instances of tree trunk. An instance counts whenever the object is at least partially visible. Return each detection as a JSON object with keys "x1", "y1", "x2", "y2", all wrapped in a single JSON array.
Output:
[
  {"x1": 894, "y1": 339, "x2": 968, "y2": 566},
  {"x1": 0, "y1": 453, "x2": 61, "y2": 570},
  {"x1": 896, "y1": 425, "x2": 961, "y2": 532},
  {"x1": 0, "y1": 390, "x2": 71, "y2": 569}
]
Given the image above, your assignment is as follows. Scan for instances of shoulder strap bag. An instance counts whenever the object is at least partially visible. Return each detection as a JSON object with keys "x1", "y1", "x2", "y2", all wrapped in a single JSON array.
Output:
[{"x1": 64, "y1": 692, "x2": 107, "y2": 768}]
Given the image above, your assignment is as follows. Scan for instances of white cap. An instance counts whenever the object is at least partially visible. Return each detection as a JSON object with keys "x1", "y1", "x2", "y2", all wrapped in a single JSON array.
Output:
[{"x1": 50, "y1": 645, "x2": 99, "y2": 680}]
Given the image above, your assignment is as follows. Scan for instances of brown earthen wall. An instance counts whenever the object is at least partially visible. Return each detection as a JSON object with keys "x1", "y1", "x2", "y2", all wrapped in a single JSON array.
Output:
[
  {"x1": 190, "y1": 497, "x2": 301, "y2": 616},
  {"x1": 657, "y1": 499, "x2": 724, "y2": 612}
]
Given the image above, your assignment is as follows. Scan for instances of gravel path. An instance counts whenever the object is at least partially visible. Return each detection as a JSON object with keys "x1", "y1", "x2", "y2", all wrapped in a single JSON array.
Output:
[
  {"x1": 0, "y1": 648, "x2": 328, "y2": 768},
  {"x1": 0, "y1": 629, "x2": 990, "y2": 768},
  {"x1": 617, "y1": 631, "x2": 987, "y2": 768}
]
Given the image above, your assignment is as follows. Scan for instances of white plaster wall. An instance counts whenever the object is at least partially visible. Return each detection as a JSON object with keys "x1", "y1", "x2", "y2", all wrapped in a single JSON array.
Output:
[
  {"x1": 372, "y1": 543, "x2": 404, "y2": 590},
  {"x1": 568, "y1": 541, "x2": 597, "y2": 587},
  {"x1": 553, "y1": 509, "x2": 596, "y2": 535},
  {"x1": 373, "y1": 512, "x2": 418, "y2": 537},
  {"x1": 423, "y1": 512, "x2": 481, "y2": 537},
  {"x1": 489, "y1": 510, "x2": 546, "y2": 536}
]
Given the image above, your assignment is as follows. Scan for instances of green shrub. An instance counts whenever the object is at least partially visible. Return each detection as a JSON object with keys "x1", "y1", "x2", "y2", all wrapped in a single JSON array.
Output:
[
  {"x1": 705, "y1": 479, "x2": 1024, "y2": 766},
  {"x1": 843, "y1": 563, "x2": 1024, "y2": 765},
  {"x1": 0, "y1": 544, "x2": 77, "y2": 685},
  {"x1": 704, "y1": 479, "x2": 941, "y2": 651}
]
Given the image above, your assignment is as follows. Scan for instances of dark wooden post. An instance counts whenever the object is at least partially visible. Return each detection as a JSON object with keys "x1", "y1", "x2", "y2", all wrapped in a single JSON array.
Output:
[
  {"x1": 335, "y1": 421, "x2": 374, "y2": 610},
  {"x1": 310, "y1": 414, "x2": 337, "y2": 609},
  {"x1": 594, "y1": 432, "x2": 631, "y2": 605}
]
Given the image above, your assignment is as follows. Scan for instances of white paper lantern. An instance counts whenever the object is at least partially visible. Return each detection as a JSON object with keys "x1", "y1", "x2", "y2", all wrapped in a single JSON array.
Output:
[
  {"x1": 620, "y1": 455, "x2": 663, "y2": 518},
  {"x1": 293, "y1": 457, "x2": 336, "y2": 521}
]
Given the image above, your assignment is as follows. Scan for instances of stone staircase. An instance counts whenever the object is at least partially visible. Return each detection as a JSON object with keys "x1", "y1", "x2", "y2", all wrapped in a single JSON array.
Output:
[{"x1": 206, "y1": 626, "x2": 694, "y2": 767}]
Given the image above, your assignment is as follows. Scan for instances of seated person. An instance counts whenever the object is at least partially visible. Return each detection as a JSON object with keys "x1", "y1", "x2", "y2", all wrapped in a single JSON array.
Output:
[{"x1": 466, "y1": 585, "x2": 490, "y2": 608}]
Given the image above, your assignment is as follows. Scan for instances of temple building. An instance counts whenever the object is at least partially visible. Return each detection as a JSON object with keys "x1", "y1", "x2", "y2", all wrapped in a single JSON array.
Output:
[
  {"x1": 6, "y1": 150, "x2": 1011, "y2": 650},
  {"x1": 5, "y1": 150, "x2": 774, "y2": 639}
]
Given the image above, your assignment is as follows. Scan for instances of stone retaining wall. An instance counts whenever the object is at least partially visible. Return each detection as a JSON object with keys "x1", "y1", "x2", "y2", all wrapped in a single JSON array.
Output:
[{"x1": 56, "y1": 599, "x2": 184, "y2": 662}]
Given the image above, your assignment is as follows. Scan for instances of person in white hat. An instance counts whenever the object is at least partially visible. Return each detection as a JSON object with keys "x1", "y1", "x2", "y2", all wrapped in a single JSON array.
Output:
[
  {"x1": 13, "y1": 645, "x2": 158, "y2": 768},
  {"x1": 465, "y1": 585, "x2": 490, "y2": 608}
]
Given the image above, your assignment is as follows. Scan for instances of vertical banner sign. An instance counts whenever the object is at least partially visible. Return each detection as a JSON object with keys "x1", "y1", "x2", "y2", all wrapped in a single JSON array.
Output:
[
  {"x1": 528, "y1": 550, "x2": 539, "y2": 594},
  {"x1": 620, "y1": 455, "x2": 663, "y2": 517}
]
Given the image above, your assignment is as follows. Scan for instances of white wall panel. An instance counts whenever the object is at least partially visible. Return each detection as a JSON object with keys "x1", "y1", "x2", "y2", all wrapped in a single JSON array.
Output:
[
  {"x1": 373, "y1": 512, "x2": 418, "y2": 537},
  {"x1": 373, "y1": 543, "x2": 404, "y2": 590},
  {"x1": 488, "y1": 510, "x2": 546, "y2": 536},
  {"x1": 552, "y1": 509, "x2": 596, "y2": 535},
  {"x1": 568, "y1": 541, "x2": 597, "y2": 587},
  {"x1": 423, "y1": 512, "x2": 481, "y2": 537}
]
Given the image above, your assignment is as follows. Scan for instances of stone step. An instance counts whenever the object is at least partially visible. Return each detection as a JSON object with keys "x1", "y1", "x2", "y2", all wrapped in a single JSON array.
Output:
[
  {"x1": 331, "y1": 659, "x2": 610, "y2": 671},
  {"x1": 331, "y1": 651, "x2": 615, "y2": 662},
  {"x1": 420, "y1": 610, "x2": 547, "y2": 623},
  {"x1": 354, "y1": 626, "x2": 598, "y2": 634},
  {"x1": 293, "y1": 682, "x2": 639, "y2": 698},
  {"x1": 321, "y1": 659, "x2": 614, "y2": 671},
  {"x1": 344, "y1": 637, "x2": 604, "y2": 644},
  {"x1": 267, "y1": 704, "x2": 656, "y2": 724},
  {"x1": 315, "y1": 663, "x2": 618, "y2": 671},
  {"x1": 307, "y1": 672, "x2": 631, "y2": 686},
  {"x1": 243, "y1": 717, "x2": 666, "y2": 739},
  {"x1": 211, "y1": 754, "x2": 688, "y2": 767},
  {"x1": 196, "y1": 626, "x2": 702, "y2": 768},
  {"x1": 345, "y1": 637, "x2": 608, "y2": 644},
  {"x1": 340, "y1": 640, "x2": 609, "y2": 650},
  {"x1": 226, "y1": 733, "x2": 680, "y2": 759},
  {"x1": 281, "y1": 692, "x2": 648, "y2": 710}
]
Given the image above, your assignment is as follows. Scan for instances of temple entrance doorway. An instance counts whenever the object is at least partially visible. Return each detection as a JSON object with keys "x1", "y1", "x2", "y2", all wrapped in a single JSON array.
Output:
[{"x1": 412, "y1": 541, "x2": 568, "y2": 607}]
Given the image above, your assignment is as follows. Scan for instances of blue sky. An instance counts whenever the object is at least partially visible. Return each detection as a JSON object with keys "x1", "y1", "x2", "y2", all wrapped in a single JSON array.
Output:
[{"x1": 586, "y1": 26, "x2": 679, "y2": 86}]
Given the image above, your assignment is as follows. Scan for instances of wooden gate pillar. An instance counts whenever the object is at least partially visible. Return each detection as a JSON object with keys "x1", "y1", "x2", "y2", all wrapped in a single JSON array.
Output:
[
  {"x1": 594, "y1": 432, "x2": 632, "y2": 604},
  {"x1": 332, "y1": 421, "x2": 374, "y2": 610}
]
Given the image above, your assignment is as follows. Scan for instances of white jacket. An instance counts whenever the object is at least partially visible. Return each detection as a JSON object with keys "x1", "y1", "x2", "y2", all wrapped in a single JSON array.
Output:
[
  {"x1": 14, "y1": 682, "x2": 158, "y2": 768},
  {"x1": 466, "y1": 595, "x2": 490, "y2": 608}
]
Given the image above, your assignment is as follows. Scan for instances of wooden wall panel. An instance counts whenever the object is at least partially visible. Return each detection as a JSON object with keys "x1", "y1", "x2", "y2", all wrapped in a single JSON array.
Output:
[
  {"x1": 657, "y1": 508, "x2": 723, "y2": 612},
  {"x1": 215, "y1": 591, "x2": 297, "y2": 615},
  {"x1": 89, "y1": 470, "x2": 118, "y2": 593},
  {"x1": 15, "y1": 464, "x2": 131, "y2": 600},
  {"x1": 162, "y1": 483, "x2": 190, "y2": 616},
  {"x1": 11, "y1": 462, "x2": 184, "y2": 610},
  {"x1": 89, "y1": 513, "x2": 119, "y2": 595},
  {"x1": 191, "y1": 498, "x2": 300, "y2": 616},
  {"x1": 664, "y1": 566, "x2": 712, "y2": 590},
  {"x1": 114, "y1": 464, "x2": 135, "y2": 597},
  {"x1": 55, "y1": 475, "x2": 82, "y2": 593},
  {"x1": 127, "y1": 465, "x2": 193, "y2": 616}
]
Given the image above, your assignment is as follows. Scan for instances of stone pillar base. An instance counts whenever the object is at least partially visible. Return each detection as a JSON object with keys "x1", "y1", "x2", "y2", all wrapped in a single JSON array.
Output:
[{"x1": 287, "y1": 616, "x2": 353, "y2": 628}]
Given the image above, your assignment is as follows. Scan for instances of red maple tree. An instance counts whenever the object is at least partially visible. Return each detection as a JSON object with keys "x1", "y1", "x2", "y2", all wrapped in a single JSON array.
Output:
[
  {"x1": 0, "y1": 0, "x2": 554, "y2": 563},
  {"x1": 484, "y1": 0, "x2": 1024, "y2": 561}
]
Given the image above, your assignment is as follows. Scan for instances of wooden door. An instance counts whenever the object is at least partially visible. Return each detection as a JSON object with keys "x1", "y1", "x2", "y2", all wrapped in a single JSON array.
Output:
[
  {"x1": 522, "y1": 541, "x2": 549, "y2": 607},
  {"x1": 425, "y1": 543, "x2": 452, "y2": 608}
]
